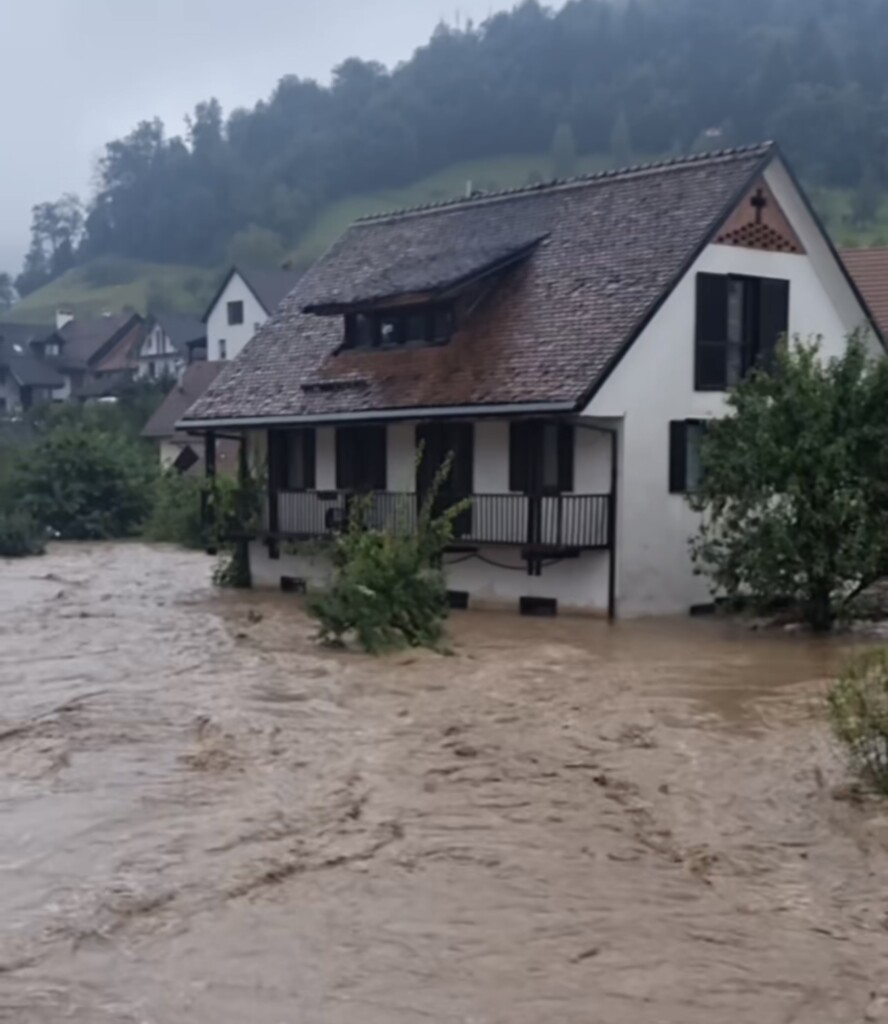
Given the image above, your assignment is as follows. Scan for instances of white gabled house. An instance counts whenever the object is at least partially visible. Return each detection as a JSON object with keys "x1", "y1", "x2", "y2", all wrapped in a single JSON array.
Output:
[
  {"x1": 136, "y1": 313, "x2": 206, "y2": 381},
  {"x1": 179, "y1": 143, "x2": 882, "y2": 618},
  {"x1": 203, "y1": 266, "x2": 303, "y2": 363}
]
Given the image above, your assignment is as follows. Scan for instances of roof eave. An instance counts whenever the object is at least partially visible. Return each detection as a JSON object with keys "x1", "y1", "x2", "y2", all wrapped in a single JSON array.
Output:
[{"x1": 177, "y1": 399, "x2": 577, "y2": 432}]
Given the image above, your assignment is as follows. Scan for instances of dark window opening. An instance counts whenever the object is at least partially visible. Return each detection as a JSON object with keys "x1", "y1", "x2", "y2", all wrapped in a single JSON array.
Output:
[
  {"x1": 669, "y1": 420, "x2": 707, "y2": 494},
  {"x1": 509, "y1": 421, "x2": 574, "y2": 495},
  {"x1": 227, "y1": 300, "x2": 244, "y2": 326},
  {"x1": 343, "y1": 305, "x2": 454, "y2": 350},
  {"x1": 336, "y1": 425, "x2": 387, "y2": 491},
  {"x1": 268, "y1": 428, "x2": 316, "y2": 492},
  {"x1": 695, "y1": 273, "x2": 789, "y2": 391}
]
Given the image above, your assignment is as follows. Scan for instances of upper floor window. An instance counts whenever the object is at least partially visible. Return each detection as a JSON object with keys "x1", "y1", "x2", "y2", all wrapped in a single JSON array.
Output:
[
  {"x1": 343, "y1": 306, "x2": 454, "y2": 351},
  {"x1": 227, "y1": 301, "x2": 244, "y2": 326},
  {"x1": 218, "y1": 339, "x2": 227, "y2": 361},
  {"x1": 45, "y1": 341, "x2": 59, "y2": 357},
  {"x1": 695, "y1": 273, "x2": 789, "y2": 391}
]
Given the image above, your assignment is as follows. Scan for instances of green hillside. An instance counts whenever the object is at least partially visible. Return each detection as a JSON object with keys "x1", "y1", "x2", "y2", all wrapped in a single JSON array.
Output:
[
  {"x1": 6, "y1": 153, "x2": 887, "y2": 326},
  {"x1": 2, "y1": 258, "x2": 218, "y2": 326}
]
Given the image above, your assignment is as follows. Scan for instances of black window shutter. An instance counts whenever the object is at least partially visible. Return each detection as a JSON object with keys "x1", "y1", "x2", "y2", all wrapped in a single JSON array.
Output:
[
  {"x1": 557, "y1": 423, "x2": 575, "y2": 493},
  {"x1": 370, "y1": 426, "x2": 387, "y2": 490},
  {"x1": 669, "y1": 421, "x2": 687, "y2": 494},
  {"x1": 302, "y1": 428, "x2": 316, "y2": 490},
  {"x1": 336, "y1": 428, "x2": 352, "y2": 490},
  {"x1": 509, "y1": 422, "x2": 530, "y2": 493},
  {"x1": 268, "y1": 429, "x2": 285, "y2": 490},
  {"x1": 758, "y1": 278, "x2": 790, "y2": 367},
  {"x1": 695, "y1": 273, "x2": 729, "y2": 390}
]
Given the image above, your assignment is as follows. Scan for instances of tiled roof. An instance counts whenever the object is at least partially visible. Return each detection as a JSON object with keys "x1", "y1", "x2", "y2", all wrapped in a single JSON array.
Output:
[
  {"x1": 184, "y1": 144, "x2": 775, "y2": 425},
  {"x1": 151, "y1": 312, "x2": 206, "y2": 353},
  {"x1": 56, "y1": 313, "x2": 140, "y2": 370},
  {"x1": 0, "y1": 335, "x2": 65, "y2": 389},
  {"x1": 841, "y1": 248, "x2": 888, "y2": 340},
  {"x1": 142, "y1": 362, "x2": 226, "y2": 439}
]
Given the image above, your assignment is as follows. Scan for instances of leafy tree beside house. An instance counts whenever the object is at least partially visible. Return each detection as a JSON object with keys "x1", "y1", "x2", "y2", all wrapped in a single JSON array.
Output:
[{"x1": 690, "y1": 337, "x2": 888, "y2": 631}]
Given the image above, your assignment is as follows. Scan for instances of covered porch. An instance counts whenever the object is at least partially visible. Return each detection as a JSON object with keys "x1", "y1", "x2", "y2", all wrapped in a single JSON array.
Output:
[{"x1": 201, "y1": 413, "x2": 621, "y2": 617}]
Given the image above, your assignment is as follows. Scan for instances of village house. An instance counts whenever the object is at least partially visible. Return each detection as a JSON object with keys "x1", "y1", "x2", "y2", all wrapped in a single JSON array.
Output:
[
  {"x1": 0, "y1": 323, "x2": 66, "y2": 414},
  {"x1": 142, "y1": 361, "x2": 236, "y2": 473},
  {"x1": 179, "y1": 143, "x2": 881, "y2": 618},
  {"x1": 203, "y1": 266, "x2": 303, "y2": 363},
  {"x1": 39, "y1": 311, "x2": 146, "y2": 398},
  {"x1": 135, "y1": 312, "x2": 206, "y2": 382}
]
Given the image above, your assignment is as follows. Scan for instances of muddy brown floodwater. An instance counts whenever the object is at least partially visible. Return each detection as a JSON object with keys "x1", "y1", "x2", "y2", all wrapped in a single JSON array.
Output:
[{"x1": 2, "y1": 543, "x2": 888, "y2": 1023}]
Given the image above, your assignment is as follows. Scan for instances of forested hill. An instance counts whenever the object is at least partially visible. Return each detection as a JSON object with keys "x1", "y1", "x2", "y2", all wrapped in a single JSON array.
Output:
[{"x1": 14, "y1": 0, "x2": 888, "y2": 298}]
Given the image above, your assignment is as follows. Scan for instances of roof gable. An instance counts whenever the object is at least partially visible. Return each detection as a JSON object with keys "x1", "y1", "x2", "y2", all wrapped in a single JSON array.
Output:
[
  {"x1": 202, "y1": 267, "x2": 303, "y2": 322},
  {"x1": 184, "y1": 144, "x2": 779, "y2": 426}
]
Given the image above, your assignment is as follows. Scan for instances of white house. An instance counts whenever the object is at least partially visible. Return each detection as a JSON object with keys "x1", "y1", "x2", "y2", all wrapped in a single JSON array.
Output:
[
  {"x1": 203, "y1": 267, "x2": 303, "y2": 363},
  {"x1": 136, "y1": 313, "x2": 206, "y2": 381},
  {"x1": 179, "y1": 143, "x2": 881, "y2": 618}
]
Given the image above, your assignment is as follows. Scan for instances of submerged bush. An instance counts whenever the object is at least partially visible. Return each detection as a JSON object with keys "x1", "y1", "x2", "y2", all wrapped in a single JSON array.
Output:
[
  {"x1": 827, "y1": 648, "x2": 888, "y2": 793},
  {"x1": 14, "y1": 425, "x2": 155, "y2": 540},
  {"x1": 144, "y1": 472, "x2": 206, "y2": 549},
  {"x1": 308, "y1": 458, "x2": 467, "y2": 653},
  {"x1": 0, "y1": 510, "x2": 46, "y2": 558}
]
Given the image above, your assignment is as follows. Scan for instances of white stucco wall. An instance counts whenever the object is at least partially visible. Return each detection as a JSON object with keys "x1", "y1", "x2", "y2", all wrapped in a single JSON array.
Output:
[
  {"x1": 585, "y1": 157, "x2": 877, "y2": 617},
  {"x1": 206, "y1": 274, "x2": 268, "y2": 362}
]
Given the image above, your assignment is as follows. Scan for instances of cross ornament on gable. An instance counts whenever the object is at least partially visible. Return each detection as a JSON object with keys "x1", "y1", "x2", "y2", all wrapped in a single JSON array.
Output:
[{"x1": 750, "y1": 188, "x2": 768, "y2": 224}]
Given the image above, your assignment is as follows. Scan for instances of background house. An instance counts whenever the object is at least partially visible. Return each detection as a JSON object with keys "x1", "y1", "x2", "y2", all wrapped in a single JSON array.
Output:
[
  {"x1": 841, "y1": 248, "x2": 888, "y2": 339},
  {"x1": 203, "y1": 267, "x2": 302, "y2": 363},
  {"x1": 142, "y1": 361, "x2": 236, "y2": 473},
  {"x1": 136, "y1": 312, "x2": 206, "y2": 382},
  {"x1": 46, "y1": 311, "x2": 145, "y2": 398},
  {"x1": 0, "y1": 324, "x2": 65, "y2": 414}
]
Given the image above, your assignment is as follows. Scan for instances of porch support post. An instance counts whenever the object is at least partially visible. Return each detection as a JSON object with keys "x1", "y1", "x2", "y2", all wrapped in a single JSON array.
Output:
[
  {"x1": 203, "y1": 431, "x2": 217, "y2": 555},
  {"x1": 267, "y1": 428, "x2": 280, "y2": 560},
  {"x1": 607, "y1": 428, "x2": 618, "y2": 621},
  {"x1": 233, "y1": 432, "x2": 253, "y2": 589}
]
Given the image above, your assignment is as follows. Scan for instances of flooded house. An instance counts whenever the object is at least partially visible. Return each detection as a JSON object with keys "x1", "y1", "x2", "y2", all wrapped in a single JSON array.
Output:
[{"x1": 178, "y1": 143, "x2": 881, "y2": 617}]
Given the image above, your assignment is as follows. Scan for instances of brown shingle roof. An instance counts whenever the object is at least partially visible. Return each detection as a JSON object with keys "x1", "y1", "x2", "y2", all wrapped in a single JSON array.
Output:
[
  {"x1": 56, "y1": 313, "x2": 141, "y2": 370},
  {"x1": 841, "y1": 248, "x2": 888, "y2": 339},
  {"x1": 184, "y1": 144, "x2": 775, "y2": 426},
  {"x1": 143, "y1": 362, "x2": 227, "y2": 440}
]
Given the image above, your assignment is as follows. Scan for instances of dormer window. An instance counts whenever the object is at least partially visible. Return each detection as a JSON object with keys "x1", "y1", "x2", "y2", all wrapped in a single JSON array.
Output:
[{"x1": 343, "y1": 306, "x2": 454, "y2": 351}]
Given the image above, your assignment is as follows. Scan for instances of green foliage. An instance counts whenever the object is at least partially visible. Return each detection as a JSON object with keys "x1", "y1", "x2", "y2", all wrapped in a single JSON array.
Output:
[
  {"x1": 0, "y1": 510, "x2": 45, "y2": 558},
  {"x1": 691, "y1": 337, "x2": 888, "y2": 631},
  {"x1": 852, "y1": 164, "x2": 881, "y2": 226},
  {"x1": 0, "y1": 272, "x2": 15, "y2": 312},
  {"x1": 20, "y1": 0, "x2": 888, "y2": 281},
  {"x1": 82, "y1": 256, "x2": 141, "y2": 287},
  {"x1": 828, "y1": 648, "x2": 888, "y2": 793},
  {"x1": 227, "y1": 226, "x2": 286, "y2": 270},
  {"x1": 550, "y1": 122, "x2": 578, "y2": 179},
  {"x1": 144, "y1": 471, "x2": 206, "y2": 549},
  {"x1": 207, "y1": 465, "x2": 262, "y2": 590},
  {"x1": 308, "y1": 457, "x2": 467, "y2": 653},
  {"x1": 609, "y1": 111, "x2": 632, "y2": 168},
  {"x1": 13, "y1": 424, "x2": 156, "y2": 540}
]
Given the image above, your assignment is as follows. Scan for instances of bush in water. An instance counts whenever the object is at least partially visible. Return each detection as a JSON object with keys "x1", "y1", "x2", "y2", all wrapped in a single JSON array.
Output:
[
  {"x1": 828, "y1": 648, "x2": 888, "y2": 794},
  {"x1": 0, "y1": 510, "x2": 46, "y2": 558}
]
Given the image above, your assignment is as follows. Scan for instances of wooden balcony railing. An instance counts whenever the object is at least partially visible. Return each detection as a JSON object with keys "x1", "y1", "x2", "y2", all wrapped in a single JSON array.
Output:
[{"x1": 267, "y1": 491, "x2": 611, "y2": 550}]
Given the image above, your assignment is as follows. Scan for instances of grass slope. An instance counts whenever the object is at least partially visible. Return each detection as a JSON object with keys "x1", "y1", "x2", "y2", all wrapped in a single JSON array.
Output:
[
  {"x1": 3, "y1": 259, "x2": 218, "y2": 326},
  {"x1": 7, "y1": 153, "x2": 888, "y2": 325}
]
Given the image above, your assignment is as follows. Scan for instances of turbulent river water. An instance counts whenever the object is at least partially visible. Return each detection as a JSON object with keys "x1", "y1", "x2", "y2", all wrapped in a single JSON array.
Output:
[{"x1": 2, "y1": 542, "x2": 888, "y2": 1023}]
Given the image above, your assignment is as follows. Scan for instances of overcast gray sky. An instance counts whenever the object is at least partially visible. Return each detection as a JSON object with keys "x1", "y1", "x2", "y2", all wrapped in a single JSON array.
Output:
[{"x1": 0, "y1": 0, "x2": 517, "y2": 277}]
